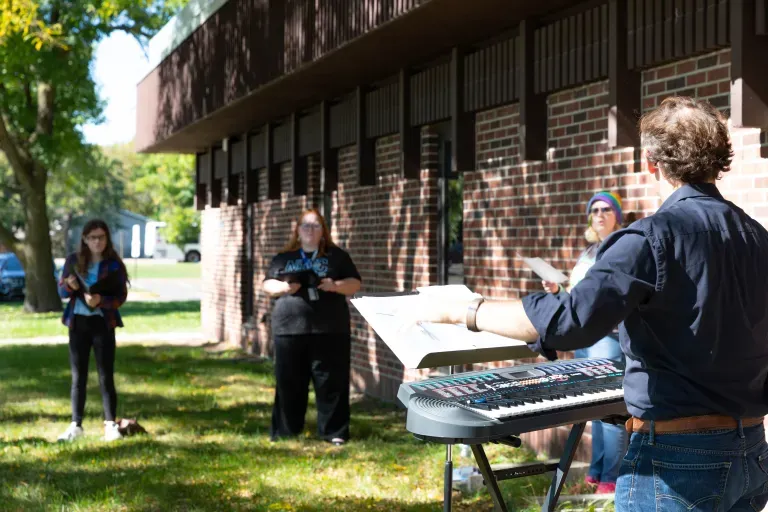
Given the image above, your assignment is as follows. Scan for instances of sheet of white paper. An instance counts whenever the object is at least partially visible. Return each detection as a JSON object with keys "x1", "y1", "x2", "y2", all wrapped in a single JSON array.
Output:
[
  {"x1": 521, "y1": 256, "x2": 568, "y2": 284},
  {"x1": 351, "y1": 286, "x2": 534, "y2": 368}
]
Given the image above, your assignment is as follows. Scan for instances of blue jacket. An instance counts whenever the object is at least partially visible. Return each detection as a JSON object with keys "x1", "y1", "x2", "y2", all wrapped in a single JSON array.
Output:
[{"x1": 523, "y1": 183, "x2": 768, "y2": 420}]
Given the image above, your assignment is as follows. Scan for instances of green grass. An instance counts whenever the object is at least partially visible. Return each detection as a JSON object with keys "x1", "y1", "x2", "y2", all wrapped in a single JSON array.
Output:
[
  {"x1": 0, "y1": 301, "x2": 201, "y2": 339},
  {"x1": 125, "y1": 262, "x2": 201, "y2": 279},
  {"x1": 0, "y1": 345, "x2": 557, "y2": 511}
]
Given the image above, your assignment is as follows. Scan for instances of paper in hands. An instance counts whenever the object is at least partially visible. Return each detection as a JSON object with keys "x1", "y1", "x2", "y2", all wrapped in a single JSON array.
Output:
[
  {"x1": 351, "y1": 285, "x2": 534, "y2": 368},
  {"x1": 518, "y1": 254, "x2": 568, "y2": 284}
]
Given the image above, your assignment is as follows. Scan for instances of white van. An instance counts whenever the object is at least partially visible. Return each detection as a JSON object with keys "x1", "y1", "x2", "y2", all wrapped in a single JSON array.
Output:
[{"x1": 145, "y1": 221, "x2": 201, "y2": 262}]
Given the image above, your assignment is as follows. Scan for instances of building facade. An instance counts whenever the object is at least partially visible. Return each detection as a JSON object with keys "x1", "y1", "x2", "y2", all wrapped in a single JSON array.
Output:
[{"x1": 137, "y1": 0, "x2": 768, "y2": 457}]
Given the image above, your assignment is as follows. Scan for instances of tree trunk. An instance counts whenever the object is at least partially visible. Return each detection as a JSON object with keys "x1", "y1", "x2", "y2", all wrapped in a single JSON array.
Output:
[{"x1": 22, "y1": 188, "x2": 61, "y2": 313}]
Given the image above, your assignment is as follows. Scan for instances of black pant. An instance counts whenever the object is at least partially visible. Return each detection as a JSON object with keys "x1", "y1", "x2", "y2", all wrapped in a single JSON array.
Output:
[
  {"x1": 270, "y1": 333, "x2": 351, "y2": 442},
  {"x1": 69, "y1": 315, "x2": 117, "y2": 424}
]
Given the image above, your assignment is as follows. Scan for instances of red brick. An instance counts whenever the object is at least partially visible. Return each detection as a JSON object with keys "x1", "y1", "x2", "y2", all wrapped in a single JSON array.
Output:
[
  {"x1": 707, "y1": 67, "x2": 729, "y2": 81},
  {"x1": 676, "y1": 61, "x2": 696, "y2": 74}
]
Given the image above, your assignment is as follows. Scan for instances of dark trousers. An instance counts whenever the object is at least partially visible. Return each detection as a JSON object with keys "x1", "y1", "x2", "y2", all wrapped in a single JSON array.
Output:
[
  {"x1": 270, "y1": 333, "x2": 351, "y2": 442},
  {"x1": 69, "y1": 315, "x2": 117, "y2": 424}
]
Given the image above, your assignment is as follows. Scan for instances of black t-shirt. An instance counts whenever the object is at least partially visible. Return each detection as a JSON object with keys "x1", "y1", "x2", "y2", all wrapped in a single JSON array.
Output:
[{"x1": 265, "y1": 246, "x2": 362, "y2": 335}]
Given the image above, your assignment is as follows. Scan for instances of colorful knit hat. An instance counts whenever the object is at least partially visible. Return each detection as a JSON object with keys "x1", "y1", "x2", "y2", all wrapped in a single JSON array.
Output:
[{"x1": 586, "y1": 191, "x2": 623, "y2": 225}]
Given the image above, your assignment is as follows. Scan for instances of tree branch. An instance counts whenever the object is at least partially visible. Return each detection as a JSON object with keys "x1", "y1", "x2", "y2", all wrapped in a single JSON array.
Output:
[
  {"x1": 0, "y1": 112, "x2": 33, "y2": 190},
  {"x1": 0, "y1": 221, "x2": 20, "y2": 254},
  {"x1": 112, "y1": 24, "x2": 155, "y2": 40}
]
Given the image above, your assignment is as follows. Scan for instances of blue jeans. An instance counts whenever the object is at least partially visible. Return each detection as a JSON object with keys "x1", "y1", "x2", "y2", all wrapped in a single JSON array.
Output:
[
  {"x1": 616, "y1": 423, "x2": 768, "y2": 511},
  {"x1": 575, "y1": 335, "x2": 628, "y2": 484}
]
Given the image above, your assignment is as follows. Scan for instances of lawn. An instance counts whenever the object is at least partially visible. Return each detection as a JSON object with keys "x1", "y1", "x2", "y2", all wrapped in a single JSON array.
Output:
[
  {"x1": 0, "y1": 301, "x2": 201, "y2": 339},
  {"x1": 0, "y1": 345, "x2": 558, "y2": 511}
]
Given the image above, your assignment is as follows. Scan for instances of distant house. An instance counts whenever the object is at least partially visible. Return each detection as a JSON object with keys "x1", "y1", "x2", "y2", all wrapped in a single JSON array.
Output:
[{"x1": 67, "y1": 210, "x2": 156, "y2": 259}]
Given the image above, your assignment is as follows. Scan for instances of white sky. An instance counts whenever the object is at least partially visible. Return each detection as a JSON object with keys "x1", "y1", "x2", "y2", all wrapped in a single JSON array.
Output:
[{"x1": 81, "y1": 32, "x2": 150, "y2": 147}]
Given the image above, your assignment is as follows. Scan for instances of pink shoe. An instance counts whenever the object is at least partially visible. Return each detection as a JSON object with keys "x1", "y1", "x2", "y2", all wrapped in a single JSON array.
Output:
[
  {"x1": 596, "y1": 482, "x2": 616, "y2": 494},
  {"x1": 584, "y1": 475, "x2": 599, "y2": 486}
]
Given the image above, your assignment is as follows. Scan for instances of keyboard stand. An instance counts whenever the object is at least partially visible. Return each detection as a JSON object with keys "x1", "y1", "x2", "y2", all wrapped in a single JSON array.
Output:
[{"x1": 456, "y1": 422, "x2": 587, "y2": 512}]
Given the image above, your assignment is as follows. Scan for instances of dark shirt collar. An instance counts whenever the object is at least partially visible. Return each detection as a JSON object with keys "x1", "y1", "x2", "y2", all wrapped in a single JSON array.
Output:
[{"x1": 658, "y1": 182, "x2": 724, "y2": 211}]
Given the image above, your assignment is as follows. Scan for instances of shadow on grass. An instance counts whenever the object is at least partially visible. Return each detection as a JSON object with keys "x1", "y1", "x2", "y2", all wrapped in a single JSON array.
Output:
[
  {"x1": 0, "y1": 344, "x2": 408, "y2": 444},
  {"x1": 119, "y1": 300, "x2": 201, "y2": 318}
]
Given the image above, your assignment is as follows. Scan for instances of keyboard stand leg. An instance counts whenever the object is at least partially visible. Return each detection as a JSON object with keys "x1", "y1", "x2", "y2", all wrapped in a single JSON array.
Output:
[
  {"x1": 470, "y1": 444, "x2": 508, "y2": 512},
  {"x1": 541, "y1": 422, "x2": 586, "y2": 512},
  {"x1": 443, "y1": 444, "x2": 452, "y2": 512}
]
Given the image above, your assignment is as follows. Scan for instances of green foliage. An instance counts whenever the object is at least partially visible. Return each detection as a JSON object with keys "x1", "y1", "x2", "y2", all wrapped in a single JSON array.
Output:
[
  {"x1": 0, "y1": 0, "x2": 189, "y2": 310},
  {"x1": 104, "y1": 144, "x2": 200, "y2": 248}
]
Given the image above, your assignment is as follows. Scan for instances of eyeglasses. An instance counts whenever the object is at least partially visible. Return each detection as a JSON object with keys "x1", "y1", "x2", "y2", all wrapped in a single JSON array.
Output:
[
  {"x1": 590, "y1": 207, "x2": 614, "y2": 216},
  {"x1": 300, "y1": 223, "x2": 322, "y2": 231},
  {"x1": 85, "y1": 234, "x2": 106, "y2": 242}
]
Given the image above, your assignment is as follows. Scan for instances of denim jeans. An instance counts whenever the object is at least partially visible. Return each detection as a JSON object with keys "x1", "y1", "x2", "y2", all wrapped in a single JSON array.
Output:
[
  {"x1": 575, "y1": 335, "x2": 628, "y2": 484},
  {"x1": 615, "y1": 423, "x2": 768, "y2": 511}
]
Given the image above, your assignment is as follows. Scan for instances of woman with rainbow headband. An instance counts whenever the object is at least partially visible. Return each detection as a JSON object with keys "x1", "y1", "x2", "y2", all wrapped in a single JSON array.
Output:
[{"x1": 542, "y1": 190, "x2": 627, "y2": 493}]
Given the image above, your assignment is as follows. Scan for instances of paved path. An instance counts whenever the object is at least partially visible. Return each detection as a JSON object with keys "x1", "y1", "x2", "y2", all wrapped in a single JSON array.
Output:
[
  {"x1": 129, "y1": 278, "x2": 202, "y2": 302},
  {"x1": 0, "y1": 331, "x2": 208, "y2": 346}
]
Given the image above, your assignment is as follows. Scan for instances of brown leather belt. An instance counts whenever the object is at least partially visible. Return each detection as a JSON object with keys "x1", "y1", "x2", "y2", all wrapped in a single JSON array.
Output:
[{"x1": 625, "y1": 414, "x2": 765, "y2": 434}]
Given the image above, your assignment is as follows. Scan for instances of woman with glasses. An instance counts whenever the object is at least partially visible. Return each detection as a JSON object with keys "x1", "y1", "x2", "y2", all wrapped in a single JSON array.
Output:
[
  {"x1": 263, "y1": 208, "x2": 362, "y2": 446},
  {"x1": 56, "y1": 219, "x2": 129, "y2": 442},
  {"x1": 541, "y1": 191, "x2": 627, "y2": 493}
]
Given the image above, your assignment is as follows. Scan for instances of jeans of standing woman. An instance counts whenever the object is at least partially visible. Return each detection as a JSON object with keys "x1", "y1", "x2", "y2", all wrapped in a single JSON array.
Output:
[
  {"x1": 616, "y1": 423, "x2": 768, "y2": 511},
  {"x1": 270, "y1": 333, "x2": 351, "y2": 442},
  {"x1": 69, "y1": 315, "x2": 118, "y2": 424},
  {"x1": 574, "y1": 335, "x2": 628, "y2": 484}
]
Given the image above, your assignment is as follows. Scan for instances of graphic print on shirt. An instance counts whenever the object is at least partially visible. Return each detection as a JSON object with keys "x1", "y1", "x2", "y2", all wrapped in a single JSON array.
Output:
[{"x1": 282, "y1": 258, "x2": 329, "y2": 277}]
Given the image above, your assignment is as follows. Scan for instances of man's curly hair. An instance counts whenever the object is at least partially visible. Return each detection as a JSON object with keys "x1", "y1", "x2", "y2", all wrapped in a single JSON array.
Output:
[{"x1": 639, "y1": 96, "x2": 733, "y2": 184}]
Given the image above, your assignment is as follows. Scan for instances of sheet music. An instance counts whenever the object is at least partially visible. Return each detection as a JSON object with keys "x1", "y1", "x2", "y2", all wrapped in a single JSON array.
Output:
[
  {"x1": 351, "y1": 285, "x2": 535, "y2": 369},
  {"x1": 519, "y1": 255, "x2": 568, "y2": 284}
]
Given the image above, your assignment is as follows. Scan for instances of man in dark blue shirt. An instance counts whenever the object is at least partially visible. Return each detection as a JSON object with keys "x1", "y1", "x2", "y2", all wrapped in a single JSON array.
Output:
[{"x1": 412, "y1": 97, "x2": 768, "y2": 510}]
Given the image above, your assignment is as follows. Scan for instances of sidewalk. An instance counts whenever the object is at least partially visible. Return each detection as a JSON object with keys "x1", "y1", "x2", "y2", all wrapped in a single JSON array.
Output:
[{"x1": 0, "y1": 331, "x2": 208, "y2": 346}]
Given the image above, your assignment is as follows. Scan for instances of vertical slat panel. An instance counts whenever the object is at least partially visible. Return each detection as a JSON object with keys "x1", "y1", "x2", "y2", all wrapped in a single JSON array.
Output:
[
  {"x1": 674, "y1": 0, "x2": 685, "y2": 56},
  {"x1": 554, "y1": 20, "x2": 561, "y2": 90},
  {"x1": 758, "y1": 0, "x2": 768, "y2": 36},
  {"x1": 534, "y1": 28, "x2": 543, "y2": 93},
  {"x1": 634, "y1": 0, "x2": 644, "y2": 66},
  {"x1": 356, "y1": 86, "x2": 375, "y2": 186},
  {"x1": 594, "y1": 7, "x2": 602, "y2": 78},
  {"x1": 451, "y1": 47, "x2": 475, "y2": 172},
  {"x1": 547, "y1": 23, "x2": 555, "y2": 91},
  {"x1": 609, "y1": 0, "x2": 641, "y2": 149},
  {"x1": 717, "y1": 0, "x2": 728, "y2": 45},
  {"x1": 320, "y1": 100, "x2": 338, "y2": 193},
  {"x1": 586, "y1": 9, "x2": 595, "y2": 79},
  {"x1": 561, "y1": 19, "x2": 569, "y2": 87},
  {"x1": 601, "y1": 3, "x2": 609, "y2": 76},
  {"x1": 488, "y1": 43, "x2": 496, "y2": 107},
  {"x1": 644, "y1": 0, "x2": 654, "y2": 64},
  {"x1": 576, "y1": 13, "x2": 584, "y2": 84},
  {"x1": 501, "y1": 40, "x2": 509, "y2": 102},
  {"x1": 655, "y1": 0, "x2": 664, "y2": 62},
  {"x1": 291, "y1": 112, "x2": 307, "y2": 196},
  {"x1": 628, "y1": 0, "x2": 636, "y2": 68},
  {"x1": 707, "y1": 0, "x2": 717, "y2": 47},
  {"x1": 519, "y1": 19, "x2": 547, "y2": 161},
  {"x1": 695, "y1": 0, "x2": 706, "y2": 51},
  {"x1": 266, "y1": 123, "x2": 280, "y2": 200},
  {"x1": 400, "y1": 68, "x2": 419, "y2": 179},
  {"x1": 684, "y1": 0, "x2": 695, "y2": 53},
  {"x1": 568, "y1": 16, "x2": 576, "y2": 86},
  {"x1": 231, "y1": 139, "x2": 245, "y2": 174}
]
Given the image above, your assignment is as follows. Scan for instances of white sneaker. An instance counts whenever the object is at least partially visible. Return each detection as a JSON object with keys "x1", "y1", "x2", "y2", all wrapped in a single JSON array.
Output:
[
  {"x1": 104, "y1": 421, "x2": 123, "y2": 442},
  {"x1": 57, "y1": 422, "x2": 84, "y2": 442}
]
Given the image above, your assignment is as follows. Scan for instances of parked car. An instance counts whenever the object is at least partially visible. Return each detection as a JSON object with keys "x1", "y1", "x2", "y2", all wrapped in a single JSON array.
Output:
[
  {"x1": 146, "y1": 221, "x2": 201, "y2": 263},
  {"x1": 0, "y1": 253, "x2": 25, "y2": 299}
]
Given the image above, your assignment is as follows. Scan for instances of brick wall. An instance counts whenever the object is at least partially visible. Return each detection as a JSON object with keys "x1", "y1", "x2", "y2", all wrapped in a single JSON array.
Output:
[
  {"x1": 200, "y1": 46, "x2": 768, "y2": 460},
  {"x1": 201, "y1": 199, "x2": 245, "y2": 344}
]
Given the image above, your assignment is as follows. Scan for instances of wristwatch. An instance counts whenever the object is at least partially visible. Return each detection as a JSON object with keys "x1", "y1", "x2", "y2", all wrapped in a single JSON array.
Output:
[{"x1": 466, "y1": 297, "x2": 485, "y2": 332}]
